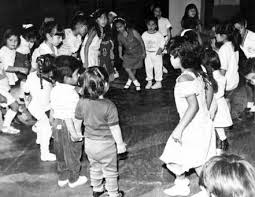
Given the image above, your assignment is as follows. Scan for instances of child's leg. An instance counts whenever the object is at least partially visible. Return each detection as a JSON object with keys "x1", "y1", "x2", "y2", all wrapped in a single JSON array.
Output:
[
  {"x1": 145, "y1": 53, "x2": 153, "y2": 89},
  {"x1": 152, "y1": 54, "x2": 163, "y2": 89},
  {"x1": 131, "y1": 69, "x2": 140, "y2": 91}
]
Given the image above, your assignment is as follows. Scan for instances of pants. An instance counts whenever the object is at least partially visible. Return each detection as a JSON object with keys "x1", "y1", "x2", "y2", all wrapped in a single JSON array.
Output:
[
  {"x1": 27, "y1": 102, "x2": 52, "y2": 156},
  {"x1": 52, "y1": 119, "x2": 83, "y2": 183},
  {"x1": 145, "y1": 52, "x2": 163, "y2": 82},
  {"x1": 85, "y1": 138, "x2": 119, "y2": 197}
]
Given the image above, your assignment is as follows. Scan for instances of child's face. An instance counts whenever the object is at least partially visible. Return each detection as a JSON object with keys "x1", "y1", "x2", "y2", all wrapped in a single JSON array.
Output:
[
  {"x1": 76, "y1": 23, "x2": 88, "y2": 36},
  {"x1": 6, "y1": 35, "x2": 18, "y2": 50},
  {"x1": 28, "y1": 38, "x2": 36, "y2": 49},
  {"x1": 188, "y1": 8, "x2": 197, "y2": 18},
  {"x1": 108, "y1": 14, "x2": 115, "y2": 24},
  {"x1": 154, "y1": 8, "x2": 162, "y2": 18},
  {"x1": 47, "y1": 27, "x2": 63, "y2": 46},
  {"x1": 147, "y1": 20, "x2": 157, "y2": 32},
  {"x1": 170, "y1": 55, "x2": 181, "y2": 69},
  {"x1": 215, "y1": 33, "x2": 225, "y2": 43},
  {"x1": 97, "y1": 14, "x2": 108, "y2": 28},
  {"x1": 66, "y1": 68, "x2": 80, "y2": 85},
  {"x1": 115, "y1": 22, "x2": 126, "y2": 33},
  {"x1": 234, "y1": 23, "x2": 246, "y2": 37}
]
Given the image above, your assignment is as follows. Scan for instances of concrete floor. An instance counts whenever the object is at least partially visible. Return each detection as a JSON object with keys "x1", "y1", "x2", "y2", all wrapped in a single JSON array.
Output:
[{"x1": 0, "y1": 70, "x2": 255, "y2": 197}]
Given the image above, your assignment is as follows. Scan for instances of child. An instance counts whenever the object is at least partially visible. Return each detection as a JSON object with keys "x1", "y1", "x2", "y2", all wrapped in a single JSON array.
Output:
[
  {"x1": 142, "y1": 16, "x2": 165, "y2": 89},
  {"x1": 234, "y1": 16, "x2": 255, "y2": 112},
  {"x1": 75, "y1": 66, "x2": 126, "y2": 197},
  {"x1": 160, "y1": 37, "x2": 216, "y2": 196},
  {"x1": 31, "y1": 21, "x2": 63, "y2": 72},
  {"x1": 58, "y1": 15, "x2": 88, "y2": 56},
  {"x1": 202, "y1": 49, "x2": 232, "y2": 155},
  {"x1": 114, "y1": 17, "x2": 146, "y2": 91},
  {"x1": 99, "y1": 27, "x2": 115, "y2": 82},
  {"x1": 215, "y1": 22, "x2": 240, "y2": 112},
  {"x1": 24, "y1": 54, "x2": 56, "y2": 161},
  {"x1": 181, "y1": 4, "x2": 202, "y2": 32},
  {"x1": 192, "y1": 154, "x2": 255, "y2": 197},
  {"x1": 80, "y1": 9, "x2": 107, "y2": 68},
  {"x1": 50, "y1": 55, "x2": 87, "y2": 188}
]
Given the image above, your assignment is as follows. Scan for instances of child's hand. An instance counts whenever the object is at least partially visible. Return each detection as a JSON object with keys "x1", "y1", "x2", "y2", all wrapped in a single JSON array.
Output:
[
  {"x1": 19, "y1": 67, "x2": 28, "y2": 74},
  {"x1": 117, "y1": 142, "x2": 127, "y2": 154},
  {"x1": 156, "y1": 48, "x2": 163, "y2": 55},
  {"x1": 70, "y1": 132, "x2": 83, "y2": 142},
  {"x1": 24, "y1": 95, "x2": 32, "y2": 107},
  {"x1": 171, "y1": 128, "x2": 183, "y2": 145}
]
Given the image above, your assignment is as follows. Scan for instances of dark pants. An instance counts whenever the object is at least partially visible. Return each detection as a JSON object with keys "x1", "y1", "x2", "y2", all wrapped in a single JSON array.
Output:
[{"x1": 52, "y1": 119, "x2": 83, "y2": 183}]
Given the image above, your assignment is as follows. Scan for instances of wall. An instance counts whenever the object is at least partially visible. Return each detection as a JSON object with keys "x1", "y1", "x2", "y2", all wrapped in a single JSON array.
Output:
[{"x1": 213, "y1": 0, "x2": 240, "y2": 21}]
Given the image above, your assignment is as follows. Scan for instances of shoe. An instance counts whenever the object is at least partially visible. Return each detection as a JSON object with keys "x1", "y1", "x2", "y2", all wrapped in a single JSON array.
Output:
[
  {"x1": 108, "y1": 191, "x2": 124, "y2": 197},
  {"x1": 58, "y1": 179, "x2": 69, "y2": 187},
  {"x1": 2, "y1": 126, "x2": 20, "y2": 134},
  {"x1": 41, "y1": 152, "x2": 56, "y2": 162},
  {"x1": 145, "y1": 81, "x2": 152, "y2": 89},
  {"x1": 93, "y1": 191, "x2": 105, "y2": 197},
  {"x1": 247, "y1": 102, "x2": 254, "y2": 109},
  {"x1": 151, "y1": 82, "x2": 162, "y2": 89},
  {"x1": 133, "y1": 80, "x2": 141, "y2": 91},
  {"x1": 164, "y1": 178, "x2": 190, "y2": 196},
  {"x1": 250, "y1": 106, "x2": 255, "y2": 112},
  {"x1": 163, "y1": 66, "x2": 168, "y2": 74},
  {"x1": 124, "y1": 79, "x2": 132, "y2": 89},
  {"x1": 68, "y1": 176, "x2": 88, "y2": 188}
]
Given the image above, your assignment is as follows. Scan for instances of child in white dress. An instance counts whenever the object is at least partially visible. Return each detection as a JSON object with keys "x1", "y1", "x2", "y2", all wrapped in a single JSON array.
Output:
[
  {"x1": 202, "y1": 49, "x2": 232, "y2": 155},
  {"x1": 160, "y1": 37, "x2": 216, "y2": 196}
]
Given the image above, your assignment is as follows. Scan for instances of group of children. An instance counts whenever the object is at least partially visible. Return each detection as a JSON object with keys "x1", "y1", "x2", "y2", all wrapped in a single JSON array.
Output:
[{"x1": 0, "y1": 3, "x2": 255, "y2": 197}]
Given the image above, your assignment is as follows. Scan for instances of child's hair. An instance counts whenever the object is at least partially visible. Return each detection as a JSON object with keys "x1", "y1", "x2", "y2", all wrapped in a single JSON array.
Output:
[
  {"x1": 201, "y1": 49, "x2": 220, "y2": 92},
  {"x1": 21, "y1": 24, "x2": 37, "y2": 41},
  {"x1": 215, "y1": 22, "x2": 241, "y2": 51},
  {"x1": 1, "y1": 28, "x2": 21, "y2": 47},
  {"x1": 70, "y1": 15, "x2": 89, "y2": 31},
  {"x1": 113, "y1": 17, "x2": 127, "y2": 26},
  {"x1": 199, "y1": 30, "x2": 213, "y2": 50},
  {"x1": 153, "y1": 3, "x2": 162, "y2": 12},
  {"x1": 182, "y1": 30, "x2": 200, "y2": 45},
  {"x1": 243, "y1": 57, "x2": 255, "y2": 76},
  {"x1": 233, "y1": 15, "x2": 247, "y2": 27},
  {"x1": 81, "y1": 66, "x2": 109, "y2": 99},
  {"x1": 36, "y1": 54, "x2": 56, "y2": 89},
  {"x1": 53, "y1": 55, "x2": 82, "y2": 83},
  {"x1": 40, "y1": 21, "x2": 64, "y2": 41},
  {"x1": 145, "y1": 15, "x2": 158, "y2": 26},
  {"x1": 168, "y1": 36, "x2": 202, "y2": 71},
  {"x1": 183, "y1": 4, "x2": 199, "y2": 20},
  {"x1": 199, "y1": 154, "x2": 255, "y2": 197},
  {"x1": 90, "y1": 9, "x2": 107, "y2": 38}
]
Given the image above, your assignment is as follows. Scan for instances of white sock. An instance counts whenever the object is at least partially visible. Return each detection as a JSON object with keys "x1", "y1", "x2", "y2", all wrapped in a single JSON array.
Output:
[
  {"x1": 247, "y1": 102, "x2": 254, "y2": 108},
  {"x1": 133, "y1": 79, "x2": 140, "y2": 86},
  {"x1": 216, "y1": 128, "x2": 227, "y2": 141},
  {"x1": 3, "y1": 109, "x2": 17, "y2": 128},
  {"x1": 126, "y1": 79, "x2": 132, "y2": 85}
]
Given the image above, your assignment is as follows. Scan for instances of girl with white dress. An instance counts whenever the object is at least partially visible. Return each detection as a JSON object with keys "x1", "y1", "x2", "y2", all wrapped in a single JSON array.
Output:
[
  {"x1": 202, "y1": 49, "x2": 233, "y2": 155},
  {"x1": 160, "y1": 37, "x2": 216, "y2": 197}
]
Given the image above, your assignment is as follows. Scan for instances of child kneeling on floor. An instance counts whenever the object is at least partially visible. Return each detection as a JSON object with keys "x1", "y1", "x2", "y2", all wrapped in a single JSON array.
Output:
[
  {"x1": 75, "y1": 66, "x2": 126, "y2": 197},
  {"x1": 50, "y1": 55, "x2": 87, "y2": 188}
]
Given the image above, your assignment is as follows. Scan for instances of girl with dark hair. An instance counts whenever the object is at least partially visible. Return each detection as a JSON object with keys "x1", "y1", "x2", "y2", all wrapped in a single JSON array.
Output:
[
  {"x1": 181, "y1": 4, "x2": 201, "y2": 32},
  {"x1": 114, "y1": 17, "x2": 146, "y2": 91},
  {"x1": 75, "y1": 66, "x2": 126, "y2": 197},
  {"x1": 80, "y1": 9, "x2": 107, "y2": 68},
  {"x1": 160, "y1": 37, "x2": 216, "y2": 196}
]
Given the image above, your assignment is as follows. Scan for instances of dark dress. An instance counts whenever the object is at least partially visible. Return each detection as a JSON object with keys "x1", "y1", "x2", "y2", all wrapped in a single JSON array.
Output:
[
  {"x1": 99, "y1": 40, "x2": 114, "y2": 76},
  {"x1": 118, "y1": 29, "x2": 144, "y2": 69}
]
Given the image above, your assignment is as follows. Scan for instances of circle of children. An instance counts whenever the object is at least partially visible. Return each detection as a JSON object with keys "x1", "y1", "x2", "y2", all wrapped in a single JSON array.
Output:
[{"x1": 1, "y1": 3, "x2": 255, "y2": 197}]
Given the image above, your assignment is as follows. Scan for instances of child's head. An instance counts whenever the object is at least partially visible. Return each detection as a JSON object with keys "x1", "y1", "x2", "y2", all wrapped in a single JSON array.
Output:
[
  {"x1": 233, "y1": 16, "x2": 247, "y2": 38},
  {"x1": 113, "y1": 17, "x2": 127, "y2": 33},
  {"x1": 199, "y1": 154, "x2": 255, "y2": 197},
  {"x1": 92, "y1": 9, "x2": 108, "y2": 28},
  {"x1": 53, "y1": 55, "x2": 82, "y2": 85},
  {"x1": 184, "y1": 4, "x2": 198, "y2": 19},
  {"x1": 108, "y1": 11, "x2": 117, "y2": 24},
  {"x1": 81, "y1": 66, "x2": 109, "y2": 99},
  {"x1": 36, "y1": 54, "x2": 56, "y2": 75},
  {"x1": 2, "y1": 28, "x2": 20, "y2": 50},
  {"x1": 145, "y1": 16, "x2": 158, "y2": 32},
  {"x1": 71, "y1": 15, "x2": 89, "y2": 37},
  {"x1": 169, "y1": 36, "x2": 202, "y2": 71},
  {"x1": 21, "y1": 24, "x2": 37, "y2": 49},
  {"x1": 41, "y1": 21, "x2": 64, "y2": 47},
  {"x1": 202, "y1": 49, "x2": 221, "y2": 71},
  {"x1": 153, "y1": 4, "x2": 162, "y2": 18}
]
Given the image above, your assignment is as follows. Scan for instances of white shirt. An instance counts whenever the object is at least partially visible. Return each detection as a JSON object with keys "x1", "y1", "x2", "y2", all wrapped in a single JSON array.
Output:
[
  {"x1": 16, "y1": 36, "x2": 31, "y2": 55},
  {"x1": 157, "y1": 17, "x2": 171, "y2": 37},
  {"x1": 50, "y1": 82, "x2": 79, "y2": 119},
  {"x1": 218, "y1": 41, "x2": 239, "y2": 91},
  {"x1": 241, "y1": 30, "x2": 255, "y2": 58},
  {"x1": 58, "y1": 29, "x2": 82, "y2": 56},
  {"x1": 142, "y1": 31, "x2": 165, "y2": 53},
  {"x1": 31, "y1": 42, "x2": 58, "y2": 70},
  {"x1": 0, "y1": 46, "x2": 18, "y2": 86},
  {"x1": 25, "y1": 72, "x2": 53, "y2": 112}
]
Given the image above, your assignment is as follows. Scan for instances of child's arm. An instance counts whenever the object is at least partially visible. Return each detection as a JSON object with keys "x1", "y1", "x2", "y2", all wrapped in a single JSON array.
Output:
[
  {"x1": 205, "y1": 83, "x2": 214, "y2": 109},
  {"x1": 64, "y1": 118, "x2": 83, "y2": 142},
  {"x1": 5, "y1": 66, "x2": 28, "y2": 74},
  {"x1": 133, "y1": 29, "x2": 146, "y2": 58},
  {"x1": 109, "y1": 124, "x2": 126, "y2": 154},
  {"x1": 83, "y1": 30, "x2": 97, "y2": 68},
  {"x1": 73, "y1": 118, "x2": 83, "y2": 136}
]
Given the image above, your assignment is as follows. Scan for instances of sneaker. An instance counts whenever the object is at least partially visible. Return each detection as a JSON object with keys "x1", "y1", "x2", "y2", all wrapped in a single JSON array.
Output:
[
  {"x1": 250, "y1": 106, "x2": 255, "y2": 112},
  {"x1": 93, "y1": 191, "x2": 105, "y2": 197},
  {"x1": 58, "y1": 179, "x2": 69, "y2": 187},
  {"x1": 68, "y1": 176, "x2": 88, "y2": 188},
  {"x1": 2, "y1": 126, "x2": 20, "y2": 134},
  {"x1": 41, "y1": 152, "x2": 56, "y2": 162},
  {"x1": 151, "y1": 82, "x2": 162, "y2": 89},
  {"x1": 145, "y1": 81, "x2": 152, "y2": 89},
  {"x1": 163, "y1": 66, "x2": 168, "y2": 74},
  {"x1": 164, "y1": 178, "x2": 190, "y2": 196}
]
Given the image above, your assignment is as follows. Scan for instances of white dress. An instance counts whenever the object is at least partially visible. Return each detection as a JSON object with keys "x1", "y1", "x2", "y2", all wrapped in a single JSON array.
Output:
[
  {"x1": 80, "y1": 34, "x2": 101, "y2": 67},
  {"x1": 160, "y1": 71, "x2": 216, "y2": 174},
  {"x1": 212, "y1": 71, "x2": 233, "y2": 127}
]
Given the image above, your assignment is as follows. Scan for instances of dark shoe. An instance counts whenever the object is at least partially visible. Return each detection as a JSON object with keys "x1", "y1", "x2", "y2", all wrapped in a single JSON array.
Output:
[
  {"x1": 117, "y1": 191, "x2": 125, "y2": 197},
  {"x1": 93, "y1": 191, "x2": 105, "y2": 197},
  {"x1": 221, "y1": 139, "x2": 229, "y2": 151},
  {"x1": 118, "y1": 151, "x2": 128, "y2": 160}
]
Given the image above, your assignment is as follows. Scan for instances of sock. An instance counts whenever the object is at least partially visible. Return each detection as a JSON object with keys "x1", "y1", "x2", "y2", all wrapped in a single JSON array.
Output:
[
  {"x1": 133, "y1": 79, "x2": 140, "y2": 86},
  {"x1": 3, "y1": 109, "x2": 17, "y2": 128},
  {"x1": 216, "y1": 128, "x2": 227, "y2": 141},
  {"x1": 126, "y1": 79, "x2": 132, "y2": 85}
]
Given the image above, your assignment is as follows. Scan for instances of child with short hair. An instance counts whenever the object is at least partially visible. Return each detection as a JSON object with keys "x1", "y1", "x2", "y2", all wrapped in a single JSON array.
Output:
[
  {"x1": 50, "y1": 55, "x2": 87, "y2": 188},
  {"x1": 142, "y1": 16, "x2": 165, "y2": 89},
  {"x1": 75, "y1": 66, "x2": 126, "y2": 197}
]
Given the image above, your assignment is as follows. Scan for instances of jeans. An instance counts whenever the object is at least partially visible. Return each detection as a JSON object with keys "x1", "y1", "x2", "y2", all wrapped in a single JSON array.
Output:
[{"x1": 52, "y1": 119, "x2": 83, "y2": 183}]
